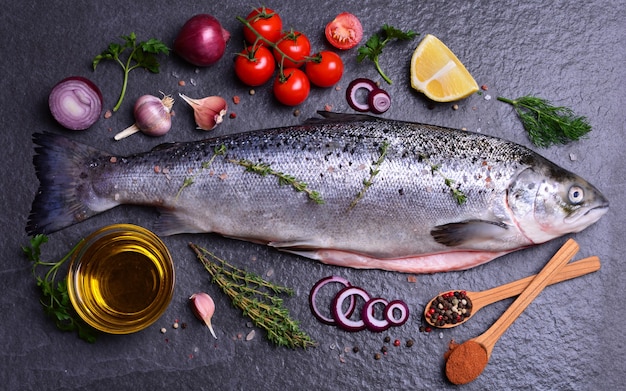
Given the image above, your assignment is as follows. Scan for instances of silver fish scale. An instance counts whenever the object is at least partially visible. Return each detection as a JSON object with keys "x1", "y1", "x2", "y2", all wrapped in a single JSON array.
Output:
[{"x1": 94, "y1": 119, "x2": 536, "y2": 258}]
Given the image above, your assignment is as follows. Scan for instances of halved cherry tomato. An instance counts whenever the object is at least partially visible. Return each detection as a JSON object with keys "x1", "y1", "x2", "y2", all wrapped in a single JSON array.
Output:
[
  {"x1": 243, "y1": 7, "x2": 283, "y2": 44},
  {"x1": 325, "y1": 12, "x2": 363, "y2": 50},
  {"x1": 274, "y1": 31, "x2": 311, "y2": 68},
  {"x1": 273, "y1": 68, "x2": 310, "y2": 106},
  {"x1": 305, "y1": 51, "x2": 344, "y2": 88},
  {"x1": 234, "y1": 44, "x2": 276, "y2": 86}
]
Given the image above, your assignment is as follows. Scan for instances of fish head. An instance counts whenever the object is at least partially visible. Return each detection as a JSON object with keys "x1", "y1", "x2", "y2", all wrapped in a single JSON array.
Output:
[{"x1": 508, "y1": 163, "x2": 609, "y2": 244}]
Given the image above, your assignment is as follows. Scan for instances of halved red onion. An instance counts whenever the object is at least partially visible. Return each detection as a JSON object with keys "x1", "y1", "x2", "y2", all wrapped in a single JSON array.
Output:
[
  {"x1": 309, "y1": 276, "x2": 356, "y2": 325},
  {"x1": 346, "y1": 78, "x2": 377, "y2": 112},
  {"x1": 385, "y1": 299, "x2": 410, "y2": 326},
  {"x1": 332, "y1": 286, "x2": 371, "y2": 332},
  {"x1": 368, "y1": 88, "x2": 391, "y2": 114},
  {"x1": 48, "y1": 76, "x2": 103, "y2": 130},
  {"x1": 362, "y1": 297, "x2": 391, "y2": 332}
]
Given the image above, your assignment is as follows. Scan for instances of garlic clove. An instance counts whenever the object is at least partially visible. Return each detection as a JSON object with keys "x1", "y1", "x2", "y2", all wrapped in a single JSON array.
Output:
[
  {"x1": 189, "y1": 292, "x2": 217, "y2": 339},
  {"x1": 179, "y1": 93, "x2": 227, "y2": 131}
]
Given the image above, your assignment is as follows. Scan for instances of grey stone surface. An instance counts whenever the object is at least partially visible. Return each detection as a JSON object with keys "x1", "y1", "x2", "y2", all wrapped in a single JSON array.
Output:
[{"x1": 1, "y1": 1, "x2": 624, "y2": 390}]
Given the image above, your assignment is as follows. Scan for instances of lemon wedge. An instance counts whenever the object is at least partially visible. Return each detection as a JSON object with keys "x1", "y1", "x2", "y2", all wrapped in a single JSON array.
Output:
[{"x1": 410, "y1": 34, "x2": 479, "y2": 102}]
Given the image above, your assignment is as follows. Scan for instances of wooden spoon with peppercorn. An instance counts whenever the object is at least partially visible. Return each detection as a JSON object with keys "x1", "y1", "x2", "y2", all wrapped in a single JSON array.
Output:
[
  {"x1": 424, "y1": 251, "x2": 600, "y2": 329},
  {"x1": 444, "y1": 239, "x2": 582, "y2": 385}
]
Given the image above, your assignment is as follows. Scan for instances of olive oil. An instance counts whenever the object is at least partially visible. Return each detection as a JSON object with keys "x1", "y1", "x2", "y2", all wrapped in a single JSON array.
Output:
[{"x1": 68, "y1": 224, "x2": 174, "y2": 334}]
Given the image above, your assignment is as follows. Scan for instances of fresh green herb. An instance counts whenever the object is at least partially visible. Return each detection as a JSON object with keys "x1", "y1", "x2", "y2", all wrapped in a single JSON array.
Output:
[
  {"x1": 350, "y1": 141, "x2": 390, "y2": 209},
  {"x1": 357, "y1": 24, "x2": 418, "y2": 84},
  {"x1": 176, "y1": 145, "x2": 228, "y2": 199},
  {"x1": 22, "y1": 235, "x2": 97, "y2": 343},
  {"x1": 93, "y1": 32, "x2": 169, "y2": 112},
  {"x1": 421, "y1": 155, "x2": 467, "y2": 205},
  {"x1": 189, "y1": 243, "x2": 316, "y2": 349},
  {"x1": 497, "y1": 95, "x2": 592, "y2": 147},
  {"x1": 231, "y1": 158, "x2": 324, "y2": 204}
]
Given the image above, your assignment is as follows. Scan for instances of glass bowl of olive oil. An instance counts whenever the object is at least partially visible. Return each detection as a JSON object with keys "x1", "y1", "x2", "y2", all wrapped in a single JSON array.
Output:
[{"x1": 67, "y1": 224, "x2": 175, "y2": 334}]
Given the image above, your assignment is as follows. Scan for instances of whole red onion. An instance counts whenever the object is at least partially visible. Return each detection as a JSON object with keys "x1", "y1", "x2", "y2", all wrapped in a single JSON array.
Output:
[{"x1": 174, "y1": 14, "x2": 230, "y2": 67}]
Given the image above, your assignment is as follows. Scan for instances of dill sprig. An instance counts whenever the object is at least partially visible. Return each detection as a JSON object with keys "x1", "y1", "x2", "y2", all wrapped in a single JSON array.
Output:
[
  {"x1": 22, "y1": 235, "x2": 98, "y2": 343},
  {"x1": 176, "y1": 144, "x2": 227, "y2": 199},
  {"x1": 420, "y1": 155, "x2": 467, "y2": 205},
  {"x1": 231, "y1": 158, "x2": 324, "y2": 204},
  {"x1": 350, "y1": 141, "x2": 390, "y2": 208},
  {"x1": 497, "y1": 95, "x2": 592, "y2": 147},
  {"x1": 189, "y1": 243, "x2": 316, "y2": 349}
]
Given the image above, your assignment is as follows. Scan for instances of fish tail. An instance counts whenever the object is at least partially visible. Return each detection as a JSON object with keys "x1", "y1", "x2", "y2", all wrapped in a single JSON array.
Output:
[{"x1": 26, "y1": 132, "x2": 112, "y2": 235}]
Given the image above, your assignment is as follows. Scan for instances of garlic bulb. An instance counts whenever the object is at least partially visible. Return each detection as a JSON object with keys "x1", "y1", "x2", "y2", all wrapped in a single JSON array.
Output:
[{"x1": 114, "y1": 94, "x2": 174, "y2": 140}]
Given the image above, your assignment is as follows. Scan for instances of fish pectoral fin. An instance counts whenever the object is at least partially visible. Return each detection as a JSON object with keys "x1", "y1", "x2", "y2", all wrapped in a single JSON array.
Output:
[{"x1": 431, "y1": 220, "x2": 509, "y2": 247}]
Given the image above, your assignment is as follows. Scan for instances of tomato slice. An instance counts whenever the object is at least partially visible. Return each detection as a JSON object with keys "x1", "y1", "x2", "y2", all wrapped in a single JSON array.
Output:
[{"x1": 325, "y1": 12, "x2": 363, "y2": 50}]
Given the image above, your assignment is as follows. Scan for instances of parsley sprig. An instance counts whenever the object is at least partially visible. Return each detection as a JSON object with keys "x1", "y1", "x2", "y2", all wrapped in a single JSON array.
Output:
[
  {"x1": 93, "y1": 32, "x2": 169, "y2": 112},
  {"x1": 497, "y1": 95, "x2": 592, "y2": 147},
  {"x1": 357, "y1": 24, "x2": 418, "y2": 84},
  {"x1": 22, "y1": 235, "x2": 97, "y2": 343}
]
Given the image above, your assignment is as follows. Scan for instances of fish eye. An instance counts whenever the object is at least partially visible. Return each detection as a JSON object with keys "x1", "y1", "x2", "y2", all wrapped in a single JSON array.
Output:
[{"x1": 568, "y1": 186, "x2": 584, "y2": 204}]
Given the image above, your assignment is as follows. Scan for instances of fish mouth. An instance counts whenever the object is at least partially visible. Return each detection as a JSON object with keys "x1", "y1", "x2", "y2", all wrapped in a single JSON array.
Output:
[{"x1": 564, "y1": 201, "x2": 609, "y2": 228}]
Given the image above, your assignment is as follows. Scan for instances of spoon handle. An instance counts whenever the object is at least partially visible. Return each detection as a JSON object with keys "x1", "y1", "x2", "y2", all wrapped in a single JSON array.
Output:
[
  {"x1": 474, "y1": 239, "x2": 579, "y2": 357},
  {"x1": 470, "y1": 255, "x2": 600, "y2": 310}
]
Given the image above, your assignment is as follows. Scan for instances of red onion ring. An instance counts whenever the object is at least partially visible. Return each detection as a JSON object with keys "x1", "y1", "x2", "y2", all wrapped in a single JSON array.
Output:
[
  {"x1": 368, "y1": 88, "x2": 391, "y2": 114},
  {"x1": 332, "y1": 286, "x2": 371, "y2": 332},
  {"x1": 346, "y1": 78, "x2": 377, "y2": 112},
  {"x1": 362, "y1": 297, "x2": 391, "y2": 332},
  {"x1": 309, "y1": 276, "x2": 356, "y2": 325},
  {"x1": 48, "y1": 76, "x2": 102, "y2": 130},
  {"x1": 385, "y1": 299, "x2": 410, "y2": 326}
]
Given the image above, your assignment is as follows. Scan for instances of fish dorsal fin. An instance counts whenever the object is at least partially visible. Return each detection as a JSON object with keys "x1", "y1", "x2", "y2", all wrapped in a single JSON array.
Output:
[
  {"x1": 431, "y1": 220, "x2": 509, "y2": 247},
  {"x1": 304, "y1": 111, "x2": 381, "y2": 125}
]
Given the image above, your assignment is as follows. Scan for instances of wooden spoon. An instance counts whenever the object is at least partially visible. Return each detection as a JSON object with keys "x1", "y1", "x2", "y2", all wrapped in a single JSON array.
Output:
[
  {"x1": 424, "y1": 255, "x2": 600, "y2": 328},
  {"x1": 444, "y1": 239, "x2": 580, "y2": 385}
]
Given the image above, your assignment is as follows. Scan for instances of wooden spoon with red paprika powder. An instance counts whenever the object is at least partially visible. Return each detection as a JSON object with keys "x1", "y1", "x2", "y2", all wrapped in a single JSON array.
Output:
[
  {"x1": 444, "y1": 239, "x2": 581, "y2": 385},
  {"x1": 424, "y1": 255, "x2": 600, "y2": 328}
]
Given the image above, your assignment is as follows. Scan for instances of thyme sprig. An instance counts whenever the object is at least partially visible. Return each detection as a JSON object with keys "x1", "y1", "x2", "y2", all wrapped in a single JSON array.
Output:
[
  {"x1": 421, "y1": 155, "x2": 467, "y2": 205},
  {"x1": 350, "y1": 141, "x2": 390, "y2": 208},
  {"x1": 231, "y1": 158, "x2": 324, "y2": 204},
  {"x1": 497, "y1": 95, "x2": 592, "y2": 147},
  {"x1": 22, "y1": 235, "x2": 97, "y2": 343},
  {"x1": 176, "y1": 145, "x2": 227, "y2": 199},
  {"x1": 189, "y1": 243, "x2": 316, "y2": 349}
]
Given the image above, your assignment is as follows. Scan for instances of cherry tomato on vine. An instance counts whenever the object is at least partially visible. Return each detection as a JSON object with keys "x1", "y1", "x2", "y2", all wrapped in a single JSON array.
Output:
[
  {"x1": 243, "y1": 7, "x2": 283, "y2": 44},
  {"x1": 273, "y1": 31, "x2": 311, "y2": 68},
  {"x1": 234, "y1": 44, "x2": 276, "y2": 86},
  {"x1": 273, "y1": 68, "x2": 310, "y2": 106},
  {"x1": 305, "y1": 51, "x2": 344, "y2": 88},
  {"x1": 325, "y1": 12, "x2": 363, "y2": 50}
]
